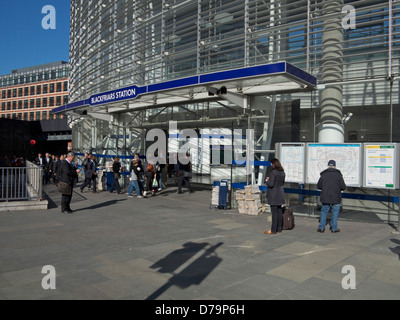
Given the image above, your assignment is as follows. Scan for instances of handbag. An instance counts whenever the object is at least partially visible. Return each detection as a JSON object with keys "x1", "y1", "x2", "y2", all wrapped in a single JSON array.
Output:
[
  {"x1": 152, "y1": 177, "x2": 158, "y2": 188},
  {"x1": 57, "y1": 181, "x2": 71, "y2": 194},
  {"x1": 184, "y1": 171, "x2": 192, "y2": 179},
  {"x1": 113, "y1": 172, "x2": 121, "y2": 179}
]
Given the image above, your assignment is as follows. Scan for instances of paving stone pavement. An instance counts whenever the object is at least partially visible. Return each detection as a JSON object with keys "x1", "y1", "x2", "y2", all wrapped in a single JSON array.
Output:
[{"x1": 1, "y1": 183, "x2": 400, "y2": 300}]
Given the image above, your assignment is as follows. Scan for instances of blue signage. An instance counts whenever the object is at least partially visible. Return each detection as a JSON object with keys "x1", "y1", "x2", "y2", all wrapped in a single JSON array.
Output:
[{"x1": 87, "y1": 85, "x2": 144, "y2": 106}]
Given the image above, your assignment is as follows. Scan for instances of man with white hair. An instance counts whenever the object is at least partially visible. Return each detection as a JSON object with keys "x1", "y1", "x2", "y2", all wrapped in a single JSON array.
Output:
[{"x1": 317, "y1": 159, "x2": 346, "y2": 233}]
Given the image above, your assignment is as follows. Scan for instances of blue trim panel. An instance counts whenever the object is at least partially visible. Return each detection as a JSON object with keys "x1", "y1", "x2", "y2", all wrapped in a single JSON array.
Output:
[
  {"x1": 200, "y1": 63, "x2": 286, "y2": 84},
  {"x1": 148, "y1": 76, "x2": 199, "y2": 92},
  {"x1": 286, "y1": 63, "x2": 317, "y2": 87}
]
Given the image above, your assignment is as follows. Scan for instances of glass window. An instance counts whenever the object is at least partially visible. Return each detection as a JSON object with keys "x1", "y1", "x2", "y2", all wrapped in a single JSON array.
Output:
[
  {"x1": 43, "y1": 98, "x2": 47, "y2": 107},
  {"x1": 23, "y1": 87, "x2": 28, "y2": 96},
  {"x1": 36, "y1": 85, "x2": 41, "y2": 94},
  {"x1": 49, "y1": 97, "x2": 54, "y2": 107},
  {"x1": 24, "y1": 100, "x2": 28, "y2": 108},
  {"x1": 18, "y1": 100, "x2": 22, "y2": 109},
  {"x1": 36, "y1": 98, "x2": 41, "y2": 108},
  {"x1": 1, "y1": 102, "x2": 5, "y2": 110},
  {"x1": 30, "y1": 86, "x2": 35, "y2": 95},
  {"x1": 12, "y1": 89, "x2": 17, "y2": 97},
  {"x1": 50, "y1": 83, "x2": 55, "y2": 93},
  {"x1": 2, "y1": 90, "x2": 5, "y2": 99},
  {"x1": 30, "y1": 99, "x2": 34, "y2": 108},
  {"x1": 43, "y1": 84, "x2": 48, "y2": 94},
  {"x1": 19, "y1": 88, "x2": 23, "y2": 96},
  {"x1": 12, "y1": 101, "x2": 16, "y2": 110},
  {"x1": 36, "y1": 111, "x2": 41, "y2": 120},
  {"x1": 57, "y1": 82, "x2": 62, "y2": 92},
  {"x1": 30, "y1": 112, "x2": 34, "y2": 121},
  {"x1": 7, "y1": 102, "x2": 10, "y2": 110},
  {"x1": 56, "y1": 96, "x2": 61, "y2": 106}
]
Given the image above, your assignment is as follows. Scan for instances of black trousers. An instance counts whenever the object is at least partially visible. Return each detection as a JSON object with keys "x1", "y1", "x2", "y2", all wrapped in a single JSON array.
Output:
[
  {"x1": 270, "y1": 205, "x2": 283, "y2": 233},
  {"x1": 81, "y1": 176, "x2": 97, "y2": 192},
  {"x1": 178, "y1": 172, "x2": 191, "y2": 192},
  {"x1": 61, "y1": 190, "x2": 73, "y2": 212}
]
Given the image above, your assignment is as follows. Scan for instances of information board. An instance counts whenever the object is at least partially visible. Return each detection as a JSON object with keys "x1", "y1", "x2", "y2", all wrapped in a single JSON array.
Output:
[
  {"x1": 363, "y1": 143, "x2": 398, "y2": 189},
  {"x1": 277, "y1": 143, "x2": 305, "y2": 183},
  {"x1": 306, "y1": 143, "x2": 362, "y2": 187}
]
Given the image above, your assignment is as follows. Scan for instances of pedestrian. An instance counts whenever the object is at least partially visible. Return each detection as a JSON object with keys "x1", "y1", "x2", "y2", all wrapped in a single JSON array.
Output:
[
  {"x1": 144, "y1": 161, "x2": 156, "y2": 196},
  {"x1": 80, "y1": 154, "x2": 97, "y2": 193},
  {"x1": 177, "y1": 153, "x2": 192, "y2": 194},
  {"x1": 134, "y1": 153, "x2": 144, "y2": 194},
  {"x1": 54, "y1": 154, "x2": 64, "y2": 184},
  {"x1": 110, "y1": 156, "x2": 122, "y2": 194},
  {"x1": 44, "y1": 153, "x2": 52, "y2": 184},
  {"x1": 127, "y1": 159, "x2": 142, "y2": 198},
  {"x1": 51, "y1": 155, "x2": 58, "y2": 183},
  {"x1": 317, "y1": 160, "x2": 346, "y2": 233},
  {"x1": 60, "y1": 152, "x2": 80, "y2": 214},
  {"x1": 264, "y1": 158, "x2": 285, "y2": 235},
  {"x1": 82, "y1": 152, "x2": 92, "y2": 189},
  {"x1": 34, "y1": 153, "x2": 43, "y2": 166}
]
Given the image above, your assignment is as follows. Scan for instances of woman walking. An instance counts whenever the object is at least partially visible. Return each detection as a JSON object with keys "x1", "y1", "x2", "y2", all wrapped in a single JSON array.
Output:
[
  {"x1": 110, "y1": 156, "x2": 122, "y2": 194},
  {"x1": 265, "y1": 158, "x2": 285, "y2": 234}
]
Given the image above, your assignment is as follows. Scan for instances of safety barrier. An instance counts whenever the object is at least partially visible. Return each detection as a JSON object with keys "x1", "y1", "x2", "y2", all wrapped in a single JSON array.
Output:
[{"x1": 0, "y1": 161, "x2": 43, "y2": 202}]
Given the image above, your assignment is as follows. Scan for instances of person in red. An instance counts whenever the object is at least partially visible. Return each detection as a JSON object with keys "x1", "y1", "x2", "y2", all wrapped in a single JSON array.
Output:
[{"x1": 11, "y1": 155, "x2": 23, "y2": 167}]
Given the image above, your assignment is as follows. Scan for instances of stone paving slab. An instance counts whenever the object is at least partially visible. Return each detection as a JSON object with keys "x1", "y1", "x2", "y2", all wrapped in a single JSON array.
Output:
[{"x1": 0, "y1": 183, "x2": 400, "y2": 300}]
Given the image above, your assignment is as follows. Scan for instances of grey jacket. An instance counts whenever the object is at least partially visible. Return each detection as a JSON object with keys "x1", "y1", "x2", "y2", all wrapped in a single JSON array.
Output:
[{"x1": 266, "y1": 169, "x2": 285, "y2": 206}]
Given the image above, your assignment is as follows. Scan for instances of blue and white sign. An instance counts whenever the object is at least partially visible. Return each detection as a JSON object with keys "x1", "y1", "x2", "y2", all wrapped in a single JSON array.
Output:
[{"x1": 88, "y1": 85, "x2": 143, "y2": 106}]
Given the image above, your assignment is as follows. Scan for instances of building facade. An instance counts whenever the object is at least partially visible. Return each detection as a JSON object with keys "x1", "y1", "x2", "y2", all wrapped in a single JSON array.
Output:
[
  {"x1": 0, "y1": 61, "x2": 69, "y2": 121},
  {"x1": 63, "y1": 1, "x2": 400, "y2": 178},
  {"x1": 66, "y1": 0, "x2": 400, "y2": 150}
]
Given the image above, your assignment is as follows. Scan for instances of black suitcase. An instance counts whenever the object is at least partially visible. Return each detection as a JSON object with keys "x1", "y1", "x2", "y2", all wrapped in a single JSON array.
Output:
[{"x1": 282, "y1": 206, "x2": 295, "y2": 230}]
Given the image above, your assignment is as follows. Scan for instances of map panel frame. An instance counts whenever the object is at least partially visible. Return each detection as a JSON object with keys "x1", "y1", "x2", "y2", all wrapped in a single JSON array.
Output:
[
  {"x1": 276, "y1": 142, "x2": 306, "y2": 184},
  {"x1": 363, "y1": 143, "x2": 399, "y2": 190},
  {"x1": 306, "y1": 143, "x2": 362, "y2": 187}
]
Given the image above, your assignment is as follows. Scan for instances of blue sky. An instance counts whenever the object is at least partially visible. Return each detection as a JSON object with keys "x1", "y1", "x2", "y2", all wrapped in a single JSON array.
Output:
[{"x1": 0, "y1": 1, "x2": 70, "y2": 75}]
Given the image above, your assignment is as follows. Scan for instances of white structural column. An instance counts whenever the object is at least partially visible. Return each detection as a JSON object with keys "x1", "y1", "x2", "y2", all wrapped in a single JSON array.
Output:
[{"x1": 319, "y1": 0, "x2": 344, "y2": 143}]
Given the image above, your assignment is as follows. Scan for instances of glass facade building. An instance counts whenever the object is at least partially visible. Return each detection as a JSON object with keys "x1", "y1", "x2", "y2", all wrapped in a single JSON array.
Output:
[{"x1": 67, "y1": 0, "x2": 400, "y2": 220}]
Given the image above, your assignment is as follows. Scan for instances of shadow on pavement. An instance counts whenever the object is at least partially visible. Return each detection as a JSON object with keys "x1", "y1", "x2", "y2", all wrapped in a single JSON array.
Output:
[{"x1": 146, "y1": 242, "x2": 223, "y2": 300}]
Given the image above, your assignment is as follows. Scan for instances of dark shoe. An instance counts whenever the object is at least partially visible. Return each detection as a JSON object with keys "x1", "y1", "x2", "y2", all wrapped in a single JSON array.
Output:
[
  {"x1": 331, "y1": 229, "x2": 340, "y2": 233},
  {"x1": 317, "y1": 228, "x2": 325, "y2": 233},
  {"x1": 62, "y1": 209, "x2": 73, "y2": 214},
  {"x1": 80, "y1": 189, "x2": 83, "y2": 193}
]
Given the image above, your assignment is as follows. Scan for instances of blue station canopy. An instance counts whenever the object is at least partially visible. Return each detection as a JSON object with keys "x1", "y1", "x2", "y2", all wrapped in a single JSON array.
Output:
[{"x1": 52, "y1": 61, "x2": 316, "y2": 115}]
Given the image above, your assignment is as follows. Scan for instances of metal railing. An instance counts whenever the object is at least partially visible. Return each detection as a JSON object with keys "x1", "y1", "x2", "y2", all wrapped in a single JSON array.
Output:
[{"x1": 0, "y1": 161, "x2": 43, "y2": 202}]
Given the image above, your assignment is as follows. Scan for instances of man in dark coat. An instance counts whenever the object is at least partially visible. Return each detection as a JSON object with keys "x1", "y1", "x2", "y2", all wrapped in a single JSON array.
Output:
[
  {"x1": 43, "y1": 153, "x2": 52, "y2": 184},
  {"x1": 317, "y1": 159, "x2": 346, "y2": 233},
  {"x1": 80, "y1": 155, "x2": 97, "y2": 193},
  {"x1": 60, "y1": 152, "x2": 80, "y2": 214}
]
